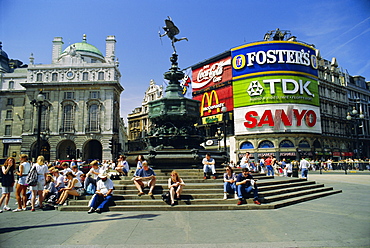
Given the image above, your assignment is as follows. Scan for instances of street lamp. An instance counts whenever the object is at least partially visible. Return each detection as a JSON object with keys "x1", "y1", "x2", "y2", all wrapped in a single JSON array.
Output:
[
  {"x1": 346, "y1": 105, "x2": 365, "y2": 168},
  {"x1": 30, "y1": 90, "x2": 45, "y2": 159},
  {"x1": 215, "y1": 127, "x2": 223, "y2": 151},
  {"x1": 221, "y1": 106, "x2": 228, "y2": 160}
]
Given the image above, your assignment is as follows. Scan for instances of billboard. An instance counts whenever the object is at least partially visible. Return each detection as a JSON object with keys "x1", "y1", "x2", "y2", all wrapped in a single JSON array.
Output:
[
  {"x1": 192, "y1": 56, "x2": 232, "y2": 91},
  {"x1": 234, "y1": 104, "x2": 321, "y2": 135},
  {"x1": 233, "y1": 75, "x2": 319, "y2": 108},
  {"x1": 231, "y1": 41, "x2": 318, "y2": 80},
  {"x1": 193, "y1": 85, "x2": 233, "y2": 117}
]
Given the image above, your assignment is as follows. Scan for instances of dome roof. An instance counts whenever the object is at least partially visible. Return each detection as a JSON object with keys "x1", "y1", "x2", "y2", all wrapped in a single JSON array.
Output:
[
  {"x1": 62, "y1": 35, "x2": 103, "y2": 57},
  {"x1": 0, "y1": 42, "x2": 9, "y2": 59}
]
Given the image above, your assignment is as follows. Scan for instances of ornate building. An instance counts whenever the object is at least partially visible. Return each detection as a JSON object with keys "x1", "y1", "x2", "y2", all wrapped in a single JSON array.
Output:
[
  {"x1": 0, "y1": 35, "x2": 125, "y2": 162},
  {"x1": 127, "y1": 79, "x2": 163, "y2": 151}
]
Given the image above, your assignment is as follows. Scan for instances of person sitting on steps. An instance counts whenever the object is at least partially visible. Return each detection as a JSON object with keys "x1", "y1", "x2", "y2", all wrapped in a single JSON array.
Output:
[
  {"x1": 168, "y1": 170, "x2": 185, "y2": 206},
  {"x1": 132, "y1": 161, "x2": 156, "y2": 196},
  {"x1": 235, "y1": 168, "x2": 261, "y2": 206},
  {"x1": 202, "y1": 153, "x2": 216, "y2": 179},
  {"x1": 223, "y1": 165, "x2": 238, "y2": 200}
]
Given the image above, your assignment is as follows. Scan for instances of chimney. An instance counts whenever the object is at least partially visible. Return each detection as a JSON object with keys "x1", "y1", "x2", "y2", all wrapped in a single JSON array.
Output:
[
  {"x1": 52, "y1": 37, "x2": 64, "y2": 63},
  {"x1": 105, "y1": 35, "x2": 116, "y2": 61}
]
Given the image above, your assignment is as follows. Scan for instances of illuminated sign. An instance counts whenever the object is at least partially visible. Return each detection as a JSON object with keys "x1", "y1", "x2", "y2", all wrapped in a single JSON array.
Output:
[
  {"x1": 193, "y1": 85, "x2": 233, "y2": 117},
  {"x1": 231, "y1": 41, "x2": 318, "y2": 80},
  {"x1": 233, "y1": 75, "x2": 319, "y2": 107},
  {"x1": 234, "y1": 104, "x2": 321, "y2": 135},
  {"x1": 192, "y1": 57, "x2": 232, "y2": 90},
  {"x1": 202, "y1": 114, "x2": 223, "y2": 124}
]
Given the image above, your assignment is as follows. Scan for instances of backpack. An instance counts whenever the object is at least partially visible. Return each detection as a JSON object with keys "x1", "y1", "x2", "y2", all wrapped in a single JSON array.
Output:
[
  {"x1": 86, "y1": 183, "x2": 96, "y2": 195},
  {"x1": 161, "y1": 191, "x2": 170, "y2": 203},
  {"x1": 25, "y1": 166, "x2": 38, "y2": 186}
]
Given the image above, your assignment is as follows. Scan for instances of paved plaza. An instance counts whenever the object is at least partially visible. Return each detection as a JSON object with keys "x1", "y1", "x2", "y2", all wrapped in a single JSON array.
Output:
[{"x1": 0, "y1": 171, "x2": 369, "y2": 248}]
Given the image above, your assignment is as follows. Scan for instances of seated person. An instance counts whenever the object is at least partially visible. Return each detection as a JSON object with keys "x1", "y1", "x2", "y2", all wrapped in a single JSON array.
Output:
[
  {"x1": 71, "y1": 165, "x2": 83, "y2": 182},
  {"x1": 202, "y1": 153, "x2": 216, "y2": 179},
  {"x1": 132, "y1": 161, "x2": 156, "y2": 196},
  {"x1": 88, "y1": 173, "x2": 114, "y2": 213},
  {"x1": 55, "y1": 172, "x2": 83, "y2": 206},
  {"x1": 116, "y1": 155, "x2": 129, "y2": 176},
  {"x1": 223, "y1": 166, "x2": 238, "y2": 200},
  {"x1": 43, "y1": 174, "x2": 57, "y2": 203},
  {"x1": 235, "y1": 168, "x2": 261, "y2": 205},
  {"x1": 60, "y1": 162, "x2": 73, "y2": 175},
  {"x1": 52, "y1": 169, "x2": 65, "y2": 190},
  {"x1": 168, "y1": 170, "x2": 185, "y2": 206},
  {"x1": 84, "y1": 160, "x2": 100, "y2": 192},
  {"x1": 240, "y1": 152, "x2": 250, "y2": 169}
]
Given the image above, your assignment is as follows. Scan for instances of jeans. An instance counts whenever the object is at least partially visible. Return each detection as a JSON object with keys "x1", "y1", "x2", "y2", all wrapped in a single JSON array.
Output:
[
  {"x1": 237, "y1": 184, "x2": 259, "y2": 201},
  {"x1": 267, "y1": 165, "x2": 274, "y2": 176},
  {"x1": 301, "y1": 168, "x2": 308, "y2": 178},
  {"x1": 224, "y1": 182, "x2": 236, "y2": 194},
  {"x1": 89, "y1": 194, "x2": 113, "y2": 210},
  {"x1": 203, "y1": 164, "x2": 216, "y2": 175}
]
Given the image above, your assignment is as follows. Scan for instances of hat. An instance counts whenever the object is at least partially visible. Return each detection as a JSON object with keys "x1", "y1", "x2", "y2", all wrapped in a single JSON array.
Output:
[
  {"x1": 90, "y1": 160, "x2": 99, "y2": 166},
  {"x1": 98, "y1": 173, "x2": 107, "y2": 179}
]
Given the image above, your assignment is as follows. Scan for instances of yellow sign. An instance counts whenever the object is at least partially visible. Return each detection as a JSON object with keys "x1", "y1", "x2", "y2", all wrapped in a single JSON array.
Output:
[{"x1": 200, "y1": 90, "x2": 224, "y2": 116}]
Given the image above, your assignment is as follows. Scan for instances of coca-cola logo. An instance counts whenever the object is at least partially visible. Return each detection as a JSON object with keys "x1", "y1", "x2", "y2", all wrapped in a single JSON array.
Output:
[{"x1": 194, "y1": 58, "x2": 231, "y2": 89}]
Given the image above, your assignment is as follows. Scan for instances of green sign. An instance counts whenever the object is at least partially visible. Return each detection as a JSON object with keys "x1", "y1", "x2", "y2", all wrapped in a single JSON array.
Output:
[{"x1": 233, "y1": 75, "x2": 319, "y2": 107}]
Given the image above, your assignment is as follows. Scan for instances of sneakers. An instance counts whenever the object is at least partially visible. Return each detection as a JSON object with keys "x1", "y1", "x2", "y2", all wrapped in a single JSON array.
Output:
[
  {"x1": 234, "y1": 193, "x2": 239, "y2": 199},
  {"x1": 223, "y1": 193, "x2": 228, "y2": 200},
  {"x1": 22, "y1": 207, "x2": 27, "y2": 211},
  {"x1": 87, "y1": 207, "x2": 95, "y2": 214},
  {"x1": 12, "y1": 208, "x2": 22, "y2": 212},
  {"x1": 203, "y1": 176, "x2": 207, "y2": 180},
  {"x1": 3, "y1": 206, "x2": 11, "y2": 211},
  {"x1": 95, "y1": 208, "x2": 102, "y2": 213},
  {"x1": 254, "y1": 200, "x2": 261, "y2": 205},
  {"x1": 0, "y1": 210, "x2": 3, "y2": 213},
  {"x1": 237, "y1": 200, "x2": 243, "y2": 205}
]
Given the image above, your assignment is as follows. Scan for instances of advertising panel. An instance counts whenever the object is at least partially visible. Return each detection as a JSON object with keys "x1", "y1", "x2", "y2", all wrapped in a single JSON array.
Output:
[
  {"x1": 193, "y1": 85, "x2": 233, "y2": 117},
  {"x1": 231, "y1": 41, "x2": 318, "y2": 80},
  {"x1": 192, "y1": 56, "x2": 232, "y2": 91},
  {"x1": 233, "y1": 75, "x2": 319, "y2": 108},
  {"x1": 234, "y1": 104, "x2": 321, "y2": 135}
]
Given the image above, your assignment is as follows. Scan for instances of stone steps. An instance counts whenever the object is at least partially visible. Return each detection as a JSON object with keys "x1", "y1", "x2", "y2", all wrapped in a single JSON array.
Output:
[{"x1": 57, "y1": 169, "x2": 342, "y2": 211}]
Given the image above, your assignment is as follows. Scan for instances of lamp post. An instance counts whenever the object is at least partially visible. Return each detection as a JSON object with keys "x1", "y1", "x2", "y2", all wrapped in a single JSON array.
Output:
[
  {"x1": 30, "y1": 90, "x2": 45, "y2": 159},
  {"x1": 221, "y1": 106, "x2": 228, "y2": 161},
  {"x1": 346, "y1": 105, "x2": 365, "y2": 169},
  {"x1": 215, "y1": 127, "x2": 223, "y2": 151}
]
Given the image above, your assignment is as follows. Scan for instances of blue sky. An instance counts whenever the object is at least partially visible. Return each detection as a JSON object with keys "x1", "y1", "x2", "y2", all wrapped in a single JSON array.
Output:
[{"x1": 1, "y1": 0, "x2": 369, "y2": 122}]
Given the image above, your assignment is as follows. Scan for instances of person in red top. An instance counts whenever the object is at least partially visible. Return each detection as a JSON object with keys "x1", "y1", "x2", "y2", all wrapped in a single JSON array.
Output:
[{"x1": 265, "y1": 156, "x2": 274, "y2": 176}]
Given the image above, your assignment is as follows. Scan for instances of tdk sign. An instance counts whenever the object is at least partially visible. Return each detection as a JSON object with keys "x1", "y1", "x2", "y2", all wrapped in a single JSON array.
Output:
[{"x1": 231, "y1": 41, "x2": 318, "y2": 80}]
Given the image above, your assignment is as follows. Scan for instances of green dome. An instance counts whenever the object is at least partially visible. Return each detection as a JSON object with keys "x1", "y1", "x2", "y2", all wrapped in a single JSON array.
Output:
[{"x1": 63, "y1": 40, "x2": 103, "y2": 57}]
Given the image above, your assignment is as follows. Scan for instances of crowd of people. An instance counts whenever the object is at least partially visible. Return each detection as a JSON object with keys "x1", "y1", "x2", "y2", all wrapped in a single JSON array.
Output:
[{"x1": 1, "y1": 153, "x2": 369, "y2": 213}]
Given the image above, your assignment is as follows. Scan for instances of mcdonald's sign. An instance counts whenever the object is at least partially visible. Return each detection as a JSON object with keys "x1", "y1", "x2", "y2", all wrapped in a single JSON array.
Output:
[{"x1": 193, "y1": 85, "x2": 234, "y2": 117}]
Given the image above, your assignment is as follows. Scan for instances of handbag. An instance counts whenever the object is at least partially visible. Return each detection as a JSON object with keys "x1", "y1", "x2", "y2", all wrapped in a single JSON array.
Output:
[{"x1": 25, "y1": 166, "x2": 38, "y2": 186}]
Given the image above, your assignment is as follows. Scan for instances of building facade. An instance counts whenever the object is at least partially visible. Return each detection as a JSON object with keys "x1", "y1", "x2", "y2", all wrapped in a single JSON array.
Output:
[{"x1": 0, "y1": 35, "x2": 125, "y2": 162}]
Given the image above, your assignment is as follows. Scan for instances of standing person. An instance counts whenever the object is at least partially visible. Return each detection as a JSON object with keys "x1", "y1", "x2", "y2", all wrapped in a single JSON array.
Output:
[
  {"x1": 259, "y1": 156, "x2": 265, "y2": 173},
  {"x1": 30, "y1": 155, "x2": 49, "y2": 211},
  {"x1": 116, "y1": 155, "x2": 129, "y2": 176},
  {"x1": 87, "y1": 173, "x2": 114, "y2": 213},
  {"x1": 134, "y1": 155, "x2": 146, "y2": 176},
  {"x1": 55, "y1": 172, "x2": 82, "y2": 206},
  {"x1": 299, "y1": 157, "x2": 310, "y2": 179},
  {"x1": 168, "y1": 170, "x2": 185, "y2": 206},
  {"x1": 223, "y1": 166, "x2": 238, "y2": 200},
  {"x1": 0, "y1": 157, "x2": 15, "y2": 212},
  {"x1": 286, "y1": 160, "x2": 293, "y2": 177},
  {"x1": 265, "y1": 155, "x2": 274, "y2": 176},
  {"x1": 133, "y1": 161, "x2": 156, "y2": 196},
  {"x1": 240, "y1": 152, "x2": 250, "y2": 169},
  {"x1": 202, "y1": 153, "x2": 216, "y2": 179},
  {"x1": 235, "y1": 168, "x2": 261, "y2": 206},
  {"x1": 13, "y1": 154, "x2": 31, "y2": 212}
]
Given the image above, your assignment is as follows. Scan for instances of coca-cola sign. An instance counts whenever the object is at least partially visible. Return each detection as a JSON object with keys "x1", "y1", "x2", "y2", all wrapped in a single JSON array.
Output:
[{"x1": 192, "y1": 57, "x2": 232, "y2": 90}]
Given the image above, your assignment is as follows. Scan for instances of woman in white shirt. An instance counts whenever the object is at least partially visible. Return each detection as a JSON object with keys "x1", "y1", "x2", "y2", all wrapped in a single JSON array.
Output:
[
  {"x1": 55, "y1": 172, "x2": 83, "y2": 206},
  {"x1": 116, "y1": 155, "x2": 130, "y2": 176},
  {"x1": 13, "y1": 154, "x2": 31, "y2": 212},
  {"x1": 30, "y1": 156, "x2": 49, "y2": 211}
]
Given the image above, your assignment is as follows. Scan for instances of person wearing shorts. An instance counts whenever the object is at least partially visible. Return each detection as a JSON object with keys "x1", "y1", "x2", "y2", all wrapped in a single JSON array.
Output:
[
  {"x1": 132, "y1": 161, "x2": 156, "y2": 196},
  {"x1": 30, "y1": 156, "x2": 49, "y2": 211},
  {"x1": 13, "y1": 154, "x2": 31, "y2": 212},
  {"x1": 0, "y1": 157, "x2": 15, "y2": 212}
]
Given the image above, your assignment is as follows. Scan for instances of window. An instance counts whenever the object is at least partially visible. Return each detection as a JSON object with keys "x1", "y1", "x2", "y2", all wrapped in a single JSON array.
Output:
[
  {"x1": 64, "y1": 92, "x2": 74, "y2": 99},
  {"x1": 98, "y1": 71, "x2": 104, "y2": 80},
  {"x1": 6, "y1": 110, "x2": 12, "y2": 119},
  {"x1": 62, "y1": 105, "x2": 74, "y2": 132},
  {"x1": 52, "y1": 73, "x2": 58, "y2": 81},
  {"x1": 8, "y1": 81, "x2": 14, "y2": 89},
  {"x1": 40, "y1": 106, "x2": 49, "y2": 132},
  {"x1": 83, "y1": 72, "x2": 89, "y2": 80},
  {"x1": 7, "y1": 98, "x2": 13, "y2": 105},
  {"x1": 90, "y1": 91, "x2": 100, "y2": 99},
  {"x1": 36, "y1": 73, "x2": 43, "y2": 81},
  {"x1": 5, "y1": 125, "x2": 11, "y2": 136},
  {"x1": 88, "y1": 104, "x2": 99, "y2": 132}
]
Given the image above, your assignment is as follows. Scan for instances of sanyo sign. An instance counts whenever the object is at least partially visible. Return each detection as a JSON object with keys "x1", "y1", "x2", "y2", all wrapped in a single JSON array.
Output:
[
  {"x1": 234, "y1": 104, "x2": 322, "y2": 135},
  {"x1": 231, "y1": 41, "x2": 318, "y2": 80}
]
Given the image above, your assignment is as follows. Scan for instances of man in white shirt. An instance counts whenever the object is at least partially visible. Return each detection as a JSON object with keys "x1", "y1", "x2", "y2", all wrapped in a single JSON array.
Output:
[
  {"x1": 88, "y1": 173, "x2": 114, "y2": 213},
  {"x1": 202, "y1": 153, "x2": 216, "y2": 179},
  {"x1": 299, "y1": 157, "x2": 310, "y2": 179}
]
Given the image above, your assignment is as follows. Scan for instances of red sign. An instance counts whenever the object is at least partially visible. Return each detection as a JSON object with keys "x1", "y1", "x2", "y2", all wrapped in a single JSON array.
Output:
[
  {"x1": 192, "y1": 57, "x2": 232, "y2": 91},
  {"x1": 193, "y1": 85, "x2": 234, "y2": 117}
]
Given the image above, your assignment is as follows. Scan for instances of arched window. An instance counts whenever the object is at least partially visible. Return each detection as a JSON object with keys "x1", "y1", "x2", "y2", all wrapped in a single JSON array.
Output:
[
  {"x1": 258, "y1": 140, "x2": 274, "y2": 148},
  {"x1": 36, "y1": 73, "x2": 43, "y2": 81},
  {"x1": 279, "y1": 140, "x2": 294, "y2": 148},
  {"x1": 88, "y1": 104, "x2": 99, "y2": 132},
  {"x1": 240, "y1": 142, "x2": 254, "y2": 149},
  {"x1": 8, "y1": 81, "x2": 14, "y2": 89},
  {"x1": 62, "y1": 105, "x2": 74, "y2": 132},
  {"x1": 83, "y1": 72, "x2": 89, "y2": 80},
  {"x1": 298, "y1": 140, "x2": 310, "y2": 148},
  {"x1": 98, "y1": 71, "x2": 104, "y2": 80},
  {"x1": 52, "y1": 73, "x2": 58, "y2": 81}
]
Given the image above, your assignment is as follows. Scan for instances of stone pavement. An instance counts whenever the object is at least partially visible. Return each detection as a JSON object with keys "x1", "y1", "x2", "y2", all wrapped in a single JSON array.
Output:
[{"x1": 0, "y1": 171, "x2": 369, "y2": 248}]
